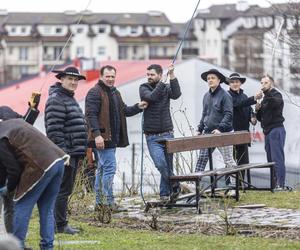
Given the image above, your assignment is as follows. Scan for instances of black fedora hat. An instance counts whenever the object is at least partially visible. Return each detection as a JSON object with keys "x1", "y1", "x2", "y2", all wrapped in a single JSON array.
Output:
[
  {"x1": 201, "y1": 69, "x2": 226, "y2": 83},
  {"x1": 227, "y1": 72, "x2": 246, "y2": 84},
  {"x1": 52, "y1": 66, "x2": 86, "y2": 80}
]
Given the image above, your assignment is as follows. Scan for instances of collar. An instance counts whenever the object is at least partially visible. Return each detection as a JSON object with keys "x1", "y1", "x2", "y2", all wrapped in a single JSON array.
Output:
[
  {"x1": 229, "y1": 88, "x2": 243, "y2": 95},
  {"x1": 210, "y1": 84, "x2": 221, "y2": 95}
]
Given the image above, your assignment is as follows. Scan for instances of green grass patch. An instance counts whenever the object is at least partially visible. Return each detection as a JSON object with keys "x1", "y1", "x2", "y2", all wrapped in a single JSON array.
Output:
[{"x1": 237, "y1": 190, "x2": 300, "y2": 209}]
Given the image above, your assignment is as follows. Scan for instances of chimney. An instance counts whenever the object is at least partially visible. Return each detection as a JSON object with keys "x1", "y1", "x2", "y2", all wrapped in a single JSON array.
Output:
[{"x1": 236, "y1": 0, "x2": 249, "y2": 12}]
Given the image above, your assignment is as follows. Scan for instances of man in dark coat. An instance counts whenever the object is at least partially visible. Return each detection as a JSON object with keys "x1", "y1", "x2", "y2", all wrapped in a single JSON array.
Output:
[
  {"x1": 139, "y1": 64, "x2": 181, "y2": 202},
  {"x1": 45, "y1": 66, "x2": 88, "y2": 234},
  {"x1": 0, "y1": 119, "x2": 69, "y2": 250},
  {"x1": 85, "y1": 65, "x2": 147, "y2": 208},
  {"x1": 195, "y1": 69, "x2": 236, "y2": 186},
  {"x1": 227, "y1": 73, "x2": 262, "y2": 182},
  {"x1": 256, "y1": 75, "x2": 286, "y2": 190}
]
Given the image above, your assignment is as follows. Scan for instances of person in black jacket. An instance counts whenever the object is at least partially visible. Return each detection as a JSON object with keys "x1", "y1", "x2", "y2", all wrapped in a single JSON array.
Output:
[
  {"x1": 139, "y1": 64, "x2": 181, "y2": 202},
  {"x1": 255, "y1": 75, "x2": 286, "y2": 190},
  {"x1": 45, "y1": 66, "x2": 88, "y2": 234},
  {"x1": 227, "y1": 73, "x2": 263, "y2": 182},
  {"x1": 85, "y1": 65, "x2": 147, "y2": 209}
]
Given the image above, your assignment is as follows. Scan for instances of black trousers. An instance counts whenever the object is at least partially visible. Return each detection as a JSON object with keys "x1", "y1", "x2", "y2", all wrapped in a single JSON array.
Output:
[
  {"x1": 55, "y1": 156, "x2": 82, "y2": 228},
  {"x1": 233, "y1": 144, "x2": 251, "y2": 185}
]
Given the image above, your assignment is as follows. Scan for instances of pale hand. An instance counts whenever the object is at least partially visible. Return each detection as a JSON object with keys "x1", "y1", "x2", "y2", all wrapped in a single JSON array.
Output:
[
  {"x1": 212, "y1": 129, "x2": 221, "y2": 134},
  {"x1": 168, "y1": 64, "x2": 175, "y2": 79},
  {"x1": 251, "y1": 117, "x2": 257, "y2": 125},
  {"x1": 95, "y1": 135, "x2": 105, "y2": 149},
  {"x1": 254, "y1": 91, "x2": 263, "y2": 100},
  {"x1": 138, "y1": 101, "x2": 148, "y2": 109},
  {"x1": 255, "y1": 103, "x2": 261, "y2": 112}
]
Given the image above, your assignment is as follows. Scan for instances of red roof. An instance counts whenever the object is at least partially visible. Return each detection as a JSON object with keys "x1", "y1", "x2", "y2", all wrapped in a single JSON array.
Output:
[{"x1": 0, "y1": 60, "x2": 171, "y2": 114}]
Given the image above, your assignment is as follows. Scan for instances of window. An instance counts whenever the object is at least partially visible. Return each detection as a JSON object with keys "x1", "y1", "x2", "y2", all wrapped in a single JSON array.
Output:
[
  {"x1": 98, "y1": 46, "x2": 105, "y2": 55},
  {"x1": 150, "y1": 27, "x2": 156, "y2": 34},
  {"x1": 44, "y1": 26, "x2": 51, "y2": 34},
  {"x1": 163, "y1": 47, "x2": 167, "y2": 56},
  {"x1": 149, "y1": 46, "x2": 158, "y2": 57},
  {"x1": 9, "y1": 47, "x2": 13, "y2": 55},
  {"x1": 131, "y1": 26, "x2": 138, "y2": 34},
  {"x1": 133, "y1": 46, "x2": 138, "y2": 55},
  {"x1": 76, "y1": 47, "x2": 84, "y2": 57},
  {"x1": 77, "y1": 27, "x2": 84, "y2": 34},
  {"x1": 19, "y1": 47, "x2": 28, "y2": 60},
  {"x1": 98, "y1": 26, "x2": 106, "y2": 33},
  {"x1": 20, "y1": 66, "x2": 28, "y2": 76},
  {"x1": 11, "y1": 27, "x2": 16, "y2": 33},
  {"x1": 54, "y1": 46, "x2": 63, "y2": 60},
  {"x1": 21, "y1": 27, "x2": 27, "y2": 33},
  {"x1": 119, "y1": 46, "x2": 128, "y2": 59},
  {"x1": 55, "y1": 27, "x2": 62, "y2": 34},
  {"x1": 160, "y1": 27, "x2": 165, "y2": 34}
]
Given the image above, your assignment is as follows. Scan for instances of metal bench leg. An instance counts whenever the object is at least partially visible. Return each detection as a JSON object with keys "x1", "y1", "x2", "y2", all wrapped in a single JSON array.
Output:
[
  {"x1": 208, "y1": 148, "x2": 215, "y2": 197},
  {"x1": 247, "y1": 169, "x2": 251, "y2": 187},
  {"x1": 195, "y1": 179, "x2": 201, "y2": 214},
  {"x1": 235, "y1": 171, "x2": 240, "y2": 201}
]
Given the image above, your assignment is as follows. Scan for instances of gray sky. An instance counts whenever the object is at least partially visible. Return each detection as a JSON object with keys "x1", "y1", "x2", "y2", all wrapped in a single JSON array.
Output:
[{"x1": 1, "y1": 0, "x2": 289, "y2": 23}]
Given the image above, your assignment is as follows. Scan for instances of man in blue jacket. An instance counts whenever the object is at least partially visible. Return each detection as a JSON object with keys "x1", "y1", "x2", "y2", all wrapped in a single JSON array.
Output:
[
  {"x1": 195, "y1": 69, "x2": 236, "y2": 184},
  {"x1": 140, "y1": 64, "x2": 181, "y2": 202}
]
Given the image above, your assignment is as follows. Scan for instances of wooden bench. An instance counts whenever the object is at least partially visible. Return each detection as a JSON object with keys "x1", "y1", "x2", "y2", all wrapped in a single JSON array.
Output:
[{"x1": 145, "y1": 131, "x2": 275, "y2": 213}]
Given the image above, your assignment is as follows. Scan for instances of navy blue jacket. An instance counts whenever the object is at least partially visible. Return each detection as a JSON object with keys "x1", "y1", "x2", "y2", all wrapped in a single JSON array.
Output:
[{"x1": 198, "y1": 85, "x2": 233, "y2": 133}]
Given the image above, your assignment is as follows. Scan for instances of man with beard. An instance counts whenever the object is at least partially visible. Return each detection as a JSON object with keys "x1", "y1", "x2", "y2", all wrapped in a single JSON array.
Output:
[
  {"x1": 255, "y1": 75, "x2": 286, "y2": 190},
  {"x1": 139, "y1": 64, "x2": 181, "y2": 202}
]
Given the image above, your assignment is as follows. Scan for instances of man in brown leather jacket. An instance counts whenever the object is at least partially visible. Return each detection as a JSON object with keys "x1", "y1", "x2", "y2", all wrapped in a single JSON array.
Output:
[{"x1": 0, "y1": 119, "x2": 69, "y2": 250}]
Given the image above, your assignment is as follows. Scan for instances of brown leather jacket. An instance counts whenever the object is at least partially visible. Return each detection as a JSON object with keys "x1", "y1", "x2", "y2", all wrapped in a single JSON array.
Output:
[{"x1": 0, "y1": 119, "x2": 69, "y2": 201}]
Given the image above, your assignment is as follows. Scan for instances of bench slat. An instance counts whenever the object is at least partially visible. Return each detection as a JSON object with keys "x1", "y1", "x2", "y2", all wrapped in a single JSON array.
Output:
[{"x1": 161, "y1": 131, "x2": 251, "y2": 153}]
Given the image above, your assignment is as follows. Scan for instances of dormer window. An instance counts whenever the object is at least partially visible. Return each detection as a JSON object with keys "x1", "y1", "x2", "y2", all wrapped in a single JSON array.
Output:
[
  {"x1": 11, "y1": 27, "x2": 16, "y2": 33},
  {"x1": 98, "y1": 26, "x2": 106, "y2": 33},
  {"x1": 44, "y1": 26, "x2": 51, "y2": 34},
  {"x1": 77, "y1": 27, "x2": 83, "y2": 33},
  {"x1": 20, "y1": 27, "x2": 26, "y2": 33},
  {"x1": 131, "y1": 26, "x2": 138, "y2": 34},
  {"x1": 56, "y1": 27, "x2": 62, "y2": 34}
]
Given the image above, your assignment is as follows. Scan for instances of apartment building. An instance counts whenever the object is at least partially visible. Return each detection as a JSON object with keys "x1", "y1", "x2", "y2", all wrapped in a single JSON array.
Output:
[{"x1": 0, "y1": 10, "x2": 191, "y2": 84}]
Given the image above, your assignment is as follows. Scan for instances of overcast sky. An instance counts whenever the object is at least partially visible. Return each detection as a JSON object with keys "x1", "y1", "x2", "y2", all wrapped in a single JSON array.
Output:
[{"x1": 1, "y1": 0, "x2": 290, "y2": 23}]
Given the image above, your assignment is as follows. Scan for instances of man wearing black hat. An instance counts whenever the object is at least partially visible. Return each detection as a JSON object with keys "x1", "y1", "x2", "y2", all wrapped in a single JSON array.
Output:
[
  {"x1": 45, "y1": 66, "x2": 88, "y2": 234},
  {"x1": 195, "y1": 69, "x2": 236, "y2": 183},
  {"x1": 227, "y1": 73, "x2": 263, "y2": 181}
]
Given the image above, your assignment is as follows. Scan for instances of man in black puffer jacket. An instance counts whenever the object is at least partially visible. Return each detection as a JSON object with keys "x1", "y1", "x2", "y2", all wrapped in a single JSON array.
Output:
[
  {"x1": 139, "y1": 64, "x2": 181, "y2": 202},
  {"x1": 45, "y1": 66, "x2": 87, "y2": 234}
]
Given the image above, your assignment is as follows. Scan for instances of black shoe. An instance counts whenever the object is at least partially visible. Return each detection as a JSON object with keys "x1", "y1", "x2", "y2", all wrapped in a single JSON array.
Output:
[{"x1": 56, "y1": 225, "x2": 80, "y2": 235}]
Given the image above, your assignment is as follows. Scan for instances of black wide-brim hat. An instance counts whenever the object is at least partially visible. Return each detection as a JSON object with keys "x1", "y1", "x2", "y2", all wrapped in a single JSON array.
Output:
[
  {"x1": 226, "y1": 72, "x2": 246, "y2": 84},
  {"x1": 52, "y1": 66, "x2": 86, "y2": 80},
  {"x1": 201, "y1": 69, "x2": 226, "y2": 83}
]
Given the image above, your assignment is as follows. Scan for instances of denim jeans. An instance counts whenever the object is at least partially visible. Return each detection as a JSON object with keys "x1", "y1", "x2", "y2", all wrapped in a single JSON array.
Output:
[
  {"x1": 265, "y1": 126, "x2": 286, "y2": 187},
  {"x1": 94, "y1": 148, "x2": 116, "y2": 205},
  {"x1": 13, "y1": 160, "x2": 64, "y2": 250},
  {"x1": 146, "y1": 132, "x2": 179, "y2": 197}
]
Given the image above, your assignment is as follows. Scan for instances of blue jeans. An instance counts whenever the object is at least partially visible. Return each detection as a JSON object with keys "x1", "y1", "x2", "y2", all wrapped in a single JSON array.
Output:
[
  {"x1": 94, "y1": 148, "x2": 116, "y2": 205},
  {"x1": 265, "y1": 126, "x2": 286, "y2": 187},
  {"x1": 13, "y1": 160, "x2": 64, "y2": 250},
  {"x1": 146, "y1": 132, "x2": 179, "y2": 197}
]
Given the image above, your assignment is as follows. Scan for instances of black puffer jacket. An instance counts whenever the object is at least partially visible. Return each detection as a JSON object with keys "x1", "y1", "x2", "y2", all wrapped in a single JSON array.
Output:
[
  {"x1": 45, "y1": 83, "x2": 87, "y2": 156},
  {"x1": 139, "y1": 78, "x2": 181, "y2": 133}
]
